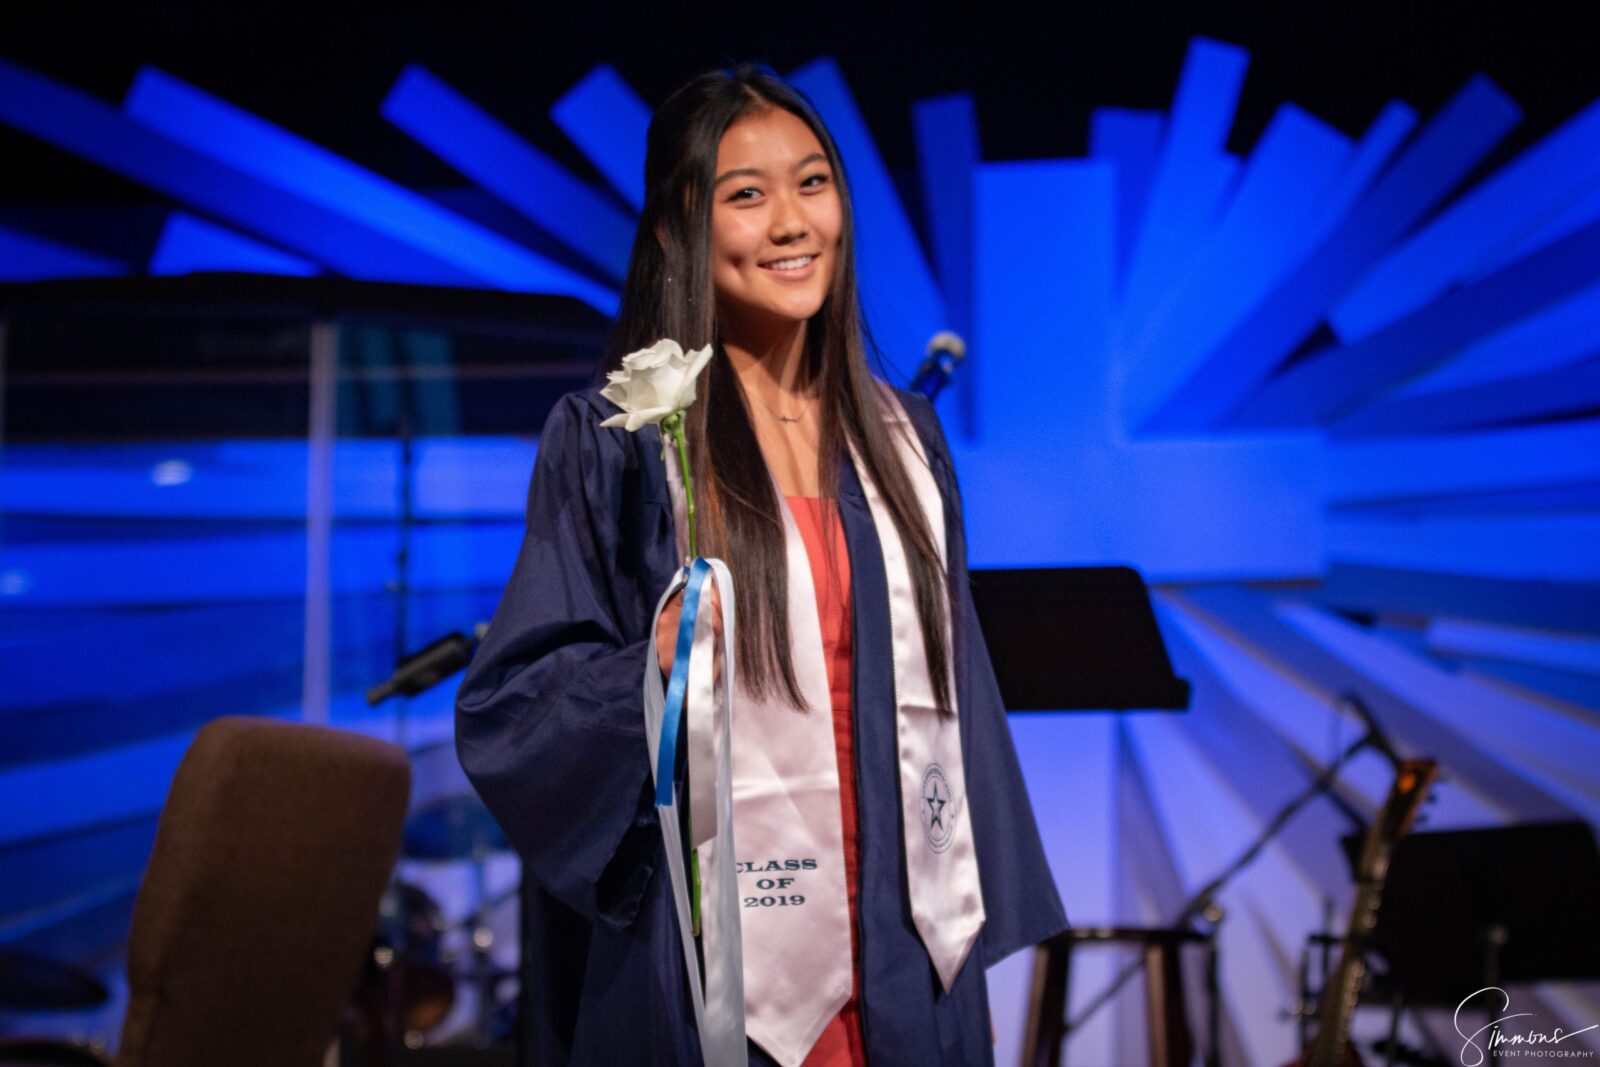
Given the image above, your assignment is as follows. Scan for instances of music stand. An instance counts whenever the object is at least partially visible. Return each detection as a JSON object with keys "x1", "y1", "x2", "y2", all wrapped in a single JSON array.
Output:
[
  {"x1": 1341, "y1": 820, "x2": 1600, "y2": 1006},
  {"x1": 978, "y1": 567, "x2": 1203, "y2": 1066},
  {"x1": 969, "y1": 566, "x2": 1190, "y2": 712}
]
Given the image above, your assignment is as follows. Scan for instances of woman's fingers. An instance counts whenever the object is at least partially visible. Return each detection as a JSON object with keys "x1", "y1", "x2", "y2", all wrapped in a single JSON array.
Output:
[
  {"x1": 655, "y1": 582, "x2": 724, "y2": 676},
  {"x1": 655, "y1": 595, "x2": 679, "y2": 674}
]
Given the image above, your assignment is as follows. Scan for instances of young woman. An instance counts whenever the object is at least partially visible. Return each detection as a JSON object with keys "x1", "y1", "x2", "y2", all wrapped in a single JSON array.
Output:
[{"x1": 455, "y1": 64, "x2": 1065, "y2": 1065}]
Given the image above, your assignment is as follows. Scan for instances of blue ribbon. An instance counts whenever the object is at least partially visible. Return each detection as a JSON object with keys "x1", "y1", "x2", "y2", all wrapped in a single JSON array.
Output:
[{"x1": 655, "y1": 557, "x2": 711, "y2": 808}]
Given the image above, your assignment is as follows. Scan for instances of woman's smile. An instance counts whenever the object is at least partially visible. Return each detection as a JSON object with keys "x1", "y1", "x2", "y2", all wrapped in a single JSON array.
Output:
[{"x1": 759, "y1": 252, "x2": 820, "y2": 278}]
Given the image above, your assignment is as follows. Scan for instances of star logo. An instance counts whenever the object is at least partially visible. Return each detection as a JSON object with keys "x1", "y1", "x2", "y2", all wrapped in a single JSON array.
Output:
[
  {"x1": 925, "y1": 782, "x2": 947, "y2": 830},
  {"x1": 919, "y1": 764, "x2": 955, "y2": 853}
]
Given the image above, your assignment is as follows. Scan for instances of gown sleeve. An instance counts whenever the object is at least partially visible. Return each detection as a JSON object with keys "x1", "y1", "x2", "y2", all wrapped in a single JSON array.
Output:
[
  {"x1": 454, "y1": 390, "x2": 672, "y2": 930},
  {"x1": 896, "y1": 388, "x2": 1071, "y2": 964}
]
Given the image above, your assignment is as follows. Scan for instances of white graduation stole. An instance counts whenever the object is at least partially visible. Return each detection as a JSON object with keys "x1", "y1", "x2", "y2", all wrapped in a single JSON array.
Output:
[{"x1": 651, "y1": 389, "x2": 986, "y2": 1067}]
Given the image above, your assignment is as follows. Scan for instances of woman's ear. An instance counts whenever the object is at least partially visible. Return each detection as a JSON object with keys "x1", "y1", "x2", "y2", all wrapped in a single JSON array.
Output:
[{"x1": 654, "y1": 222, "x2": 667, "y2": 250}]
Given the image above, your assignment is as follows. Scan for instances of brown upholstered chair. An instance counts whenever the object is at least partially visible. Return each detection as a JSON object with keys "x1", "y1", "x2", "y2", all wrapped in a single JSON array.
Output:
[{"x1": 115, "y1": 716, "x2": 410, "y2": 1067}]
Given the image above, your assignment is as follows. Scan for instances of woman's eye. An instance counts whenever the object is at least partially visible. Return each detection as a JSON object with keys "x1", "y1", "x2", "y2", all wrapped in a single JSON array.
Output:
[
  {"x1": 802, "y1": 173, "x2": 831, "y2": 188},
  {"x1": 729, "y1": 187, "x2": 760, "y2": 202}
]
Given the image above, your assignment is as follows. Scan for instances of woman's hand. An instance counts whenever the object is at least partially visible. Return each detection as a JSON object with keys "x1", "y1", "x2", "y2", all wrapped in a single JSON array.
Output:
[{"x1": 655, "y1": 582, "x2": 724, "y2": 678}]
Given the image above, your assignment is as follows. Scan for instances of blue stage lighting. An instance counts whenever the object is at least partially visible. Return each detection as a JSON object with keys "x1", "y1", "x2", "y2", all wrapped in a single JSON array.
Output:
[
  {"x1": 1388, "y1": 278, "x2": 1600, "y2": 399},
  {"x1": 1467, "y1": 182, "x2": 1600, "y2": 282},
  {"x1": 956, "y1": 156, "x2": 1323, "y2": 580},
  {"x1": 1119, "y1": 38, "x2": 1249, "y2": 337},
  {"x1": 1332, "y1": 358, "x2": 1600, "y2": 437},
  {"x1": 1145, "y1": 75, "x2": 1521, "y2": 431},
  {"x1": 1088, "y1": 107, "x2": 1164, "y2": 286},
  {"x1": 1121, "y1": 102, "x2": 1352, "y2": 432},
  {"x1": 1330, "y1": 95, "x2": 1600, "y2": 342},
  {"x1": 1328, "y1": 419, "x2": 1600, "y2": 509},
  {"x1": 1231, "y1": 218, "x2": 1600, "y2": 426},
  {"x1": 149, "y1": 212, "x2": 318, "y2": 277},
  {"x1": 912, "y1": 92, "x2": 979, "y2": 436},
  {"x1": 0, "y1": 59, "x2": 476, "y2": 288},
  {"x1": 550, "y1": 64, "x2": 651, "y2": 211},
  {"x1": 123, "y1": 66, "x2": 618, "y2": 311},
  {"x1": 382, "y1": 65, "x2": 636, "y2": 281},
  {"x1": 0, "y1": 224, "x2": 126, "y2": 281}
]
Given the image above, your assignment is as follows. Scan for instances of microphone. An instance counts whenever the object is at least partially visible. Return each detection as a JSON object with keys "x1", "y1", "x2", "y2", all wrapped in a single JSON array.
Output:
[
  {"x1": 366, "y1": 624, "x2": 489, "y2": 705},
  {"x1": 909, "y1": 331, "x2": 966, "y2": 401}
]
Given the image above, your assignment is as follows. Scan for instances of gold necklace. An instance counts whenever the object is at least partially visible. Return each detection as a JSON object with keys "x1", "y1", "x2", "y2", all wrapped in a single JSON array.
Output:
[{"x1": 753, "y1": 388, "x2": 817, "y2": 424}]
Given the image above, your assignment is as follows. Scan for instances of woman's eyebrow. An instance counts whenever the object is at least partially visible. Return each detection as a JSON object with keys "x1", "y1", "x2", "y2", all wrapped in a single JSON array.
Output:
[
  {"x1": 713, "y1": 167, "x2": 762, "y2": 187},
  {"x1": 714, "y1": 153, "x2": 829, "y2": 187}
]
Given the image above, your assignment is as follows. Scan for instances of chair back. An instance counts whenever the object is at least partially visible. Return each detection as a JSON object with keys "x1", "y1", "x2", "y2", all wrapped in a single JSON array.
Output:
[{"x1": 116, "y1": 716, "x2": 410, "y2": 1067}]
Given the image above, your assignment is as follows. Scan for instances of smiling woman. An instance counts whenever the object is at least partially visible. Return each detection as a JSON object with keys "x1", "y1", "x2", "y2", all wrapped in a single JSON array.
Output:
[{"x1": 454, "y1": 62, "x2": 1067, "y2": 1066}]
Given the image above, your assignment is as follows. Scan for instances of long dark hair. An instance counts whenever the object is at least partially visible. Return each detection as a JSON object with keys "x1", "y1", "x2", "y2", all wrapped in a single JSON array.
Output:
[{"x1": 603, "y1": 62, "x2": 954, "y2": 715}]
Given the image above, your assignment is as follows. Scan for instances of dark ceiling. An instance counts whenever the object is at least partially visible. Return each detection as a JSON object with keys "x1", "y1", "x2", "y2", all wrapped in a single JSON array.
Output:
[{"x1": 2, "y1": 1, "x2": 1596, "y2": 208}]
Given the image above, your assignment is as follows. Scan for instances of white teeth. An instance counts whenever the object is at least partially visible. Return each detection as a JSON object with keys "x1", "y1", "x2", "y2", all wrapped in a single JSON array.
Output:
[{"x1": 763, "y1": 255, "x2": 814, "y2": 271}]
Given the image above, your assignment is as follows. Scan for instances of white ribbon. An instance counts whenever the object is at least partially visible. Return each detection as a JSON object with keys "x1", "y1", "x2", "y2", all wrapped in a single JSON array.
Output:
[{"x1": 643, "y1": 559, "x2": 747, "y2": 1066}]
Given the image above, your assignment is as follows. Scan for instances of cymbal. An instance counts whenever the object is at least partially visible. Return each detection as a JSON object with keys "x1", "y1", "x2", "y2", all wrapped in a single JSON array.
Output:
[
  {"x1": 0, "y1": 948, "x2": 108, "y2": 1009},
  {"x1": 403, "y1": 794, "x2": 510, "y2": 861}
]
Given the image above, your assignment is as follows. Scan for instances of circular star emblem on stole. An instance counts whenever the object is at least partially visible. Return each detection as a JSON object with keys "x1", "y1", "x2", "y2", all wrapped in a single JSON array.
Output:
[{"x1": 919, "y1": 763, "x2": 955, "y2": 853}]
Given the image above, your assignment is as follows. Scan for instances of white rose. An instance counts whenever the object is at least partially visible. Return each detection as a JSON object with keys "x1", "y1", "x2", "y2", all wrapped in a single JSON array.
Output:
[{"x1": 599, "y1": 340, "x2": 715, "y2": 431}]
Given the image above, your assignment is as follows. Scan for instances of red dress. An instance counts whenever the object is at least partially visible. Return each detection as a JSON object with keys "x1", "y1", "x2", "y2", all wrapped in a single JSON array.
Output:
[{"x1": 786, "y1": 496, "x2": 868, "y2": 1067}]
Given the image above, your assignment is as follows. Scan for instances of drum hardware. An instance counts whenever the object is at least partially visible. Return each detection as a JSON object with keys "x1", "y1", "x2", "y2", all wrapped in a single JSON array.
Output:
[
  {"x1": 0, "y1": 1036, "x2": 112, "y2": 1065},
  {"x1": 459, "y1": 805, "x2": 508, "y2": 1049},
  {"x1": 348, "y1": 879, "x2": 458, "y2": 1063},
  {"x1": 0, "y1": 949, "x2": 108, "y2": 1011},
  {"x1": 374, "y1": 793, "x2": 516, "y2": 1051},
  {"x1": 0, "y1": 951, "x2": 115, "y2": 1067}
]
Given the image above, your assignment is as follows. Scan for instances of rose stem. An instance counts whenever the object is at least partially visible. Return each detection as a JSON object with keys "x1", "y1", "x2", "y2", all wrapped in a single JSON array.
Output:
[{"x1": 671, "y1": 415, "x2": 698, "y2": 560}]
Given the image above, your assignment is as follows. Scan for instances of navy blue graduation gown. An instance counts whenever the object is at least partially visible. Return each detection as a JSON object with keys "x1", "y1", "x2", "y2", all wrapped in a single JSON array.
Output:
[{"x1": 455, "y1": 384, "x2": 1068, "y2": 1064}]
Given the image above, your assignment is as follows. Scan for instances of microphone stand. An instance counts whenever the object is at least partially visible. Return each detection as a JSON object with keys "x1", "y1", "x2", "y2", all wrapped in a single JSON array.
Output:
[
  {"x1": 393, "y1": 409, "x2": 415, "y2": 752},
  {"x1": 1063, "y1": 694, "x2": 1400, "y2": 1049}
]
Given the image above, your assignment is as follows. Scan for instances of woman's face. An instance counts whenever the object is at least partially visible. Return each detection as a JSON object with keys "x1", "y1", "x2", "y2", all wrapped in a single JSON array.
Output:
[{"x1": 709, "y1": 107, "x2": 842, "y2": 339}]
